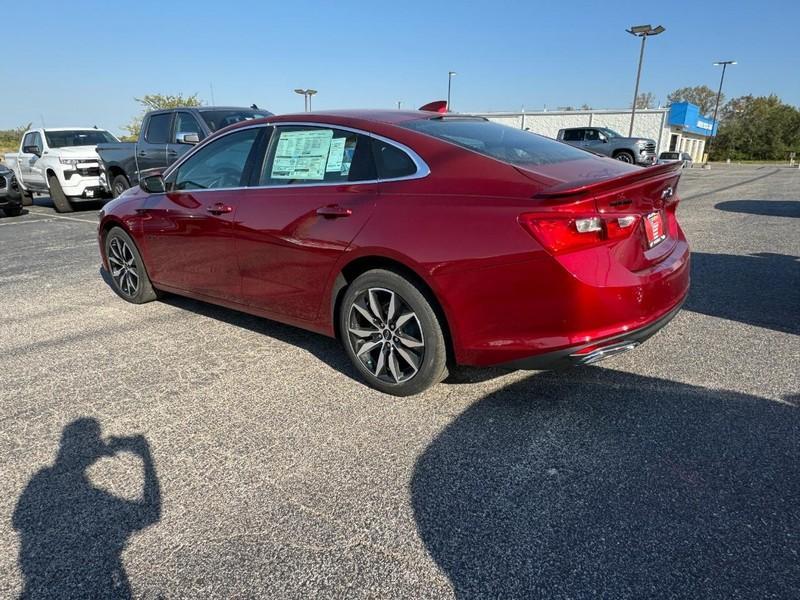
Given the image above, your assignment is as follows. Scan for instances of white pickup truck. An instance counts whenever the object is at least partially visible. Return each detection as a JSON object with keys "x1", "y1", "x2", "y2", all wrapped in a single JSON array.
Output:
[{"x1": 4, "y1": 127, "x2": 119, "y2": 212}]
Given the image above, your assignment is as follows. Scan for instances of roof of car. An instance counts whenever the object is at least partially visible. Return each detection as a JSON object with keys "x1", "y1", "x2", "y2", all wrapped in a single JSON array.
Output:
[
  {"x1": 37, "y1": 127, "x2": 108, "y2": 132},
  {"x1": 268, "y1": 109, "x2": 437, "y2": 125}
]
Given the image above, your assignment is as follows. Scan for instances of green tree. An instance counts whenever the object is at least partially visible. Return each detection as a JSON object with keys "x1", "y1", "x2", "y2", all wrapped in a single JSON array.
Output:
[
  {"x1": 667, "y1": 85, "x2": 720, "y2": 115},
  {"x1": 634, "y1": 92, "x2": 655, "y2": 109},
  {"x1": 710, "y1": 95, "x2": 800, "y2": 161},
  {"x1": 0, "y1": 123, "x2": 32, "y2": 155},
  {"x1": 122, "y1": 93, "x2": 203, "y2": 140}
]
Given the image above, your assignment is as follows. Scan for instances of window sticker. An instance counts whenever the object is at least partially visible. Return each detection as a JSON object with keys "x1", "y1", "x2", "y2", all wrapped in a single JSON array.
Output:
[
  {"x1": 340, "y1": 138, "x2": 358, "y2": 176},
  {"x1": 326, "y1": 137, "x2": 346, "y2": 172},
  {"x1": 271, "y1": 129, "x2": 334, "y2": 180}
]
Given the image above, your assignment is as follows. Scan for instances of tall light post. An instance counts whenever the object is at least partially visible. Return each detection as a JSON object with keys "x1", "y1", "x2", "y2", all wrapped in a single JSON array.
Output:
[
  {"x1": 626, "y1": 24, "x2": 665, "y2": 137},
  {"x1": 708, "y1": 60, "x2": 736, "y2": 160},
  {"x1": 447, "y1": 71, "x2": 456, "y2": 111},
  {"x1": 294, "y1": 88, "x2": 318, "y2": 112}
]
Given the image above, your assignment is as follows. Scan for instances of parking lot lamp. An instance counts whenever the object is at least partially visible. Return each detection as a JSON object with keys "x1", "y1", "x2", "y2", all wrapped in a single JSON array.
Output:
[
  {"x1": 626, "y1": 25, "x2": 665, "y2": 137},
  {"x1": 708, "y1": 61, "x2": 736, "y2": 159},
  {"x1": 447, "y1": 71, "x2": 456, "y2": 111},
  {"x1": 294, "y1": 89, "x2": 318, "y2": 112}
]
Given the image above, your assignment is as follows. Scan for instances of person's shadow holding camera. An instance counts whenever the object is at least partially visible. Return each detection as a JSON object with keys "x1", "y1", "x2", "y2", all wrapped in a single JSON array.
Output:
[{"x1": 13, "y1": 418, "x2": 161, "y2": 599}]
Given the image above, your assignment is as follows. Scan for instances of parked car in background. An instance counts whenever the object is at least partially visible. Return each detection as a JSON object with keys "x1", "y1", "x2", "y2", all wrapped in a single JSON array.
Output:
[
  {"x1": 557, "y1": 127, "x2": 657, "y2": 166},
  {"x1": 98, "y1": 110, "x2": 689, "y2": 396},
  {"x1": 97, "y1": 106, "x2": 272, "y2": 197},
  {"x1": 658, "y1": 151, "x2": 693, "y2": 168},
  {"x1": 3, "y1": 128, "x2": 118, "y2": 212},
  {"x1": 0, "y1": 163, "x2": 23, "y2": 216}
]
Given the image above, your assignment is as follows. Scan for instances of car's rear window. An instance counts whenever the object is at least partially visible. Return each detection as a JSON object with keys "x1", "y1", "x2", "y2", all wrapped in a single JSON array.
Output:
[
  {"x1": 199, "y1": 110, "x2": 272, "y2": 132},
  {"x1": 660, "y1": 152, "x2": 680, "y2": 159},
  {"x1": 402, "y1": 118, "x2": 589, "y2": 166}
]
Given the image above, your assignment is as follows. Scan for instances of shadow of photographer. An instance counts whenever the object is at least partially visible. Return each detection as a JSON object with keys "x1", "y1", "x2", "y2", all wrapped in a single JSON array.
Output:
[{"x1": 13, "y1": 418, "x2": 161, "y2": 599}]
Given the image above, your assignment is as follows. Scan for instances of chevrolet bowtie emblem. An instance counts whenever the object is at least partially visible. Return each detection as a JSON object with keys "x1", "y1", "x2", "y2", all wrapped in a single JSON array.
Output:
[{"x1": 661, "y1": 186, "x2": 674, "y2": 200}]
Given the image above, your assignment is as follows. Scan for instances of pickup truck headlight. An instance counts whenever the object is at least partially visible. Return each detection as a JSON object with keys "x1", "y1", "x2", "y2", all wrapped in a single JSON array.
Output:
[{"x1": 59, "y1": 157, "x2": 96, "y2": 166}]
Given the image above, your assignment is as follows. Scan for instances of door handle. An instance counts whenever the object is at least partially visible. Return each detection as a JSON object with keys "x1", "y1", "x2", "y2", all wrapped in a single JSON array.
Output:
[
  {"x1": 316, "y1": 205, "x2": 352, "y2": 218},
  {"x1": 167, "y1": 150, "x2": 177, "y2": 156},
  {"x1": 138, "y1": 151, "x2": 147, "y2": 157},
  {"x1": 207, "y1": 203, "x2": 233, "y2": 215}
]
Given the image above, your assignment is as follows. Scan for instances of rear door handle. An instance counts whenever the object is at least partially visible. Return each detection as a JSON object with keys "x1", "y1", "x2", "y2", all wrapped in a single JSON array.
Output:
[
  {"x1": 316, "y1": 205, "x2": 352, "y2": 218},
  {"x1": 207, "y1": 203, "x2": 233, "y2": 215}
]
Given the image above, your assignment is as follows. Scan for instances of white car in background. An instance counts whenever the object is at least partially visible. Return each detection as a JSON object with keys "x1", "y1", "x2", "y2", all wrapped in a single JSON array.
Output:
[
  {"x1": 3, "y1": 127, "x2": 118, "y2": 212},
  {"x1": 657, "y1": 151, "x2": 693, "y2": 168}
]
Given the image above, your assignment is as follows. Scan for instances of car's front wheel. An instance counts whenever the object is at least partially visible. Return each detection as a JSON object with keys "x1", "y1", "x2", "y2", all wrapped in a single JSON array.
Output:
[
  {"x1": 614, "y1": 151, "x2": 635, "y2": 164},
  {"x1": 104, "y1": 227, "x2": 159, "y2": 304},
  {"x1": 48, "y1": 175, "x2": 73, "y2": 213},
  {"x1": 340, "y1": 269, "x2": 448, "y2": 396},
  {"x1": 112, "y1": 174, "x2": 130, "y2": 198}
]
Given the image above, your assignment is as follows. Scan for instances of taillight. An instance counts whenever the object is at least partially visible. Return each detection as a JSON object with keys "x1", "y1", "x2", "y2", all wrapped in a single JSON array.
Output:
[{"x1": 519, "y1": 213, "x2": 640, "y2": 254}]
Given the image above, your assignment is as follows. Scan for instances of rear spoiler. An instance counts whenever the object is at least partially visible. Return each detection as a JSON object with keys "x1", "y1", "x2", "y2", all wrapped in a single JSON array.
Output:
[
  {"x1": 418, "y1": 100, "x2": 448, "y2": 113},
  {"x1": 534, "y1": 161, "x2": 683, "y2": 200}
]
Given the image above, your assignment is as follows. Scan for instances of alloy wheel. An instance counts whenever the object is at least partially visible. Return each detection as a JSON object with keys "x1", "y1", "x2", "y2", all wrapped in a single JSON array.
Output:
[
  {"x1": 108, "y1": 237, "x2": 139, "y2": 297},
  {"x1": 347, "y1": 287, "x2": 425, "y2": 384}
]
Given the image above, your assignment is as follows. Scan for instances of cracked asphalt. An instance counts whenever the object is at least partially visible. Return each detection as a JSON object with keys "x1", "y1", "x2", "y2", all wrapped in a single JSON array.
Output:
[{"x1": 1, "y1": 165, "x2": 798, "y2": 598}]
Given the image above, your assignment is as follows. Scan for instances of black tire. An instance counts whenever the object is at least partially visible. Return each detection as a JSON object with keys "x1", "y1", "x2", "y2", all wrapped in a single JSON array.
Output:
[
  {"x1": 339, "y1": 269, "x2": 448, "y2": 396},
  {"x1": 3, "y1": 205, "x2": 23, "y2": 217},
  {"x1": 103, "y1": 227, "x2": 158, "y2": 304},
  {"x1": 48, "y1": 175, "x2": 73, "y2": 213},
  {"x1": 111, "y1": 174, "x2": 130, "y2": 198},
  {"x1": 614, "y1": 151, "x2": 635, "y2": 164},
  {"x1": 20, "y1": 188, "x2": 33, "y2": 206}
]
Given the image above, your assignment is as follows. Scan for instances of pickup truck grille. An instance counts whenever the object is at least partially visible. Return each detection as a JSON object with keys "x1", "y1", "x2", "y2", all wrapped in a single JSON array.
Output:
[
  {"x1": 644, "y1": 142, "x2": 656, "y2": 154},
  {"x1": 77, "y1": 167, "x2": 100, "y2": 177}
]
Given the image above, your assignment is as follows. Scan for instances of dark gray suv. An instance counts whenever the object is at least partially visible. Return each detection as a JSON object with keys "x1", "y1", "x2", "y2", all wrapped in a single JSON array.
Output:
[{"x1": 557, "y1": 127, "x2": 657, "y2": 166}]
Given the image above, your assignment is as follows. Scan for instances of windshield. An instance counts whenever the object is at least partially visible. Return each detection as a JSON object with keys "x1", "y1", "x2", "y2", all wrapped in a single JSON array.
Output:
[
  {"x1": 599, "y1": 128, "x2": 623, "y2": 138},
  {"x1": 402, "y1": 118, "x2": 589, "y2": 166},
  {"x1": 45, "y1": 130, "x2": 118, "y2": 148},
  {"x1": 199, "y1": 109, "x2": 272, "y2": 132}
]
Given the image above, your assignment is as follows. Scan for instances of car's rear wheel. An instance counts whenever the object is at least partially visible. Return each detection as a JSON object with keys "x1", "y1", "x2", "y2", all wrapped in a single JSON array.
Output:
[
  {"x1": 20, "y1": 188, "x2": 33, "y2": 206},
  {"x1": 104, "y1": 227, "x2": 158, "y2": 304},
  {"x1": 614, "y1": 151, "x2": 635, "y2": 164},
  {"x1": 112, "y1": 174, "x2": 130, "y2": 198},
  {"x1": 340, "y1": 269, "x2": 448, "y2": 396},
  {"x1": 48, "y1": 175, "x2": 73, "y2": 213},
  {"x1": 3, "y1": 205, "x2": 23, "y2": 217}
]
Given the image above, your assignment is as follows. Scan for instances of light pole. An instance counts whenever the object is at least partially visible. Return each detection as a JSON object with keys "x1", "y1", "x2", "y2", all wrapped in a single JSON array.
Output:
[
  {"x1": 294, "y1": 88, "x2": 318, "y2": 112},
  {"x1": 447, "y1": 71, "x2": 456, "y2": 111},
  {"x1": 708, "y1": 61, "x2": 736, "y2": 161},
  {"x1": 626, "y1": 24, "x2": 665, "y2": 137}
]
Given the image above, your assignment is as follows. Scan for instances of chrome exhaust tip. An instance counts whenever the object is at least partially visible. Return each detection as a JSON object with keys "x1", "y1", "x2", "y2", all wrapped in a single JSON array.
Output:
[{"x1": 571, "y1": 342, "x2": 640, "y2": 365}]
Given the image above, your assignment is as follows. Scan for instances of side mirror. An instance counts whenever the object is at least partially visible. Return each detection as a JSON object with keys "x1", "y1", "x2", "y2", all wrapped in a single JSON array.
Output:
[
  {"x1": 140, "y1": 173, "x2": 166, "y2": 194},
  {"x1": 599, "y1": 135, "x2": 608, "y2": 143},
  {"x1": 176, "y1": 132, "x2": 200, "y2": 145},
  {"x1": 23, "y1": 145, "x2": 41, "y2": 156}
]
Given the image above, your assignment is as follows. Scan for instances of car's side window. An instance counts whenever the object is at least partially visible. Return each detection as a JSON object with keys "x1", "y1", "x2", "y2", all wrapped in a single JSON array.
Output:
[
  {"x1": 168, "y1": 128, "x2": 261, "y2": 191},
  {"x1": 584, "y1": 129, "x2": 600, "y2": 141},
  {"x1": 22, "y1": 133, "x2": 35, "y2": 149},
  {"x1": 174, "y1": 112, "x2": 205, "y2": 142},
  {"x1": 146, "y1": 114, "x2": 172, "y2": 144},
  {"x1": 31, "y1": 132, "x2": 44, "y2": 150},
  {"x1": 562, "y1": 129, "x2": 583, "y2": 142},
  {"x1": 372, "y1": 139, "x2": 417, "y2": 179},
  {"x1": 260, "y1": 126, "x2": 375, "y2": 186}
]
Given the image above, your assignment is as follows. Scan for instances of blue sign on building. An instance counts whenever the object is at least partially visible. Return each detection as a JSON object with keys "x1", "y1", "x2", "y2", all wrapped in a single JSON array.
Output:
[{"x1": 668, "y1": 102, "x2": 717, "y2": 137}]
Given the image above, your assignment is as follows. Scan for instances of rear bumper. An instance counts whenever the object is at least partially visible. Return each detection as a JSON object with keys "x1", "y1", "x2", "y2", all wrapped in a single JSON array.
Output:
[{"x1": 500, "y1": 299, "x2": 684, "y2": 370}]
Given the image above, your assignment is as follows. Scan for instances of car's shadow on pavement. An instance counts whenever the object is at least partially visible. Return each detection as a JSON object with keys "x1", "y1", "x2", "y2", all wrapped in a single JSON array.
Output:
[
  {"x1": 715, "y1": 199, "x2": 800, "y2": 219},
  {"x1": 686, "y1": 251, "x2": 800, "y2": 335},
  {"x1": 411, "y1": 367, "x2": 800, "y2": 599}
]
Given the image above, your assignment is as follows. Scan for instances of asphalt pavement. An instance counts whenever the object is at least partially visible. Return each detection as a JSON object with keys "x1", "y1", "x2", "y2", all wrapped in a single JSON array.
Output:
[{"x1": 1, "y1": 165, "x2": 798, "y2": 598}]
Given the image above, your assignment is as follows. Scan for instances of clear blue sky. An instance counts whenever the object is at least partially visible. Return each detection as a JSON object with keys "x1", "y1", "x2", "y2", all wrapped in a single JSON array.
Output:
[{"x1": 1, "y1": 0, "x2": 798, "y2": 135}]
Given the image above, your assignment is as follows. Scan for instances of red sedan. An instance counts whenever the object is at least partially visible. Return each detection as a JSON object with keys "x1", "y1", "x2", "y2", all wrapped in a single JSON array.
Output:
[{"x1": 98, "y1": 109, "x2": 690, "y2": 395}]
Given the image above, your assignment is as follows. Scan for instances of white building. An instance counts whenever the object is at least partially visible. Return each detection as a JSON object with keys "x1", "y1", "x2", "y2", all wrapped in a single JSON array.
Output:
[{"x1": 471, "y1": 102, "x2": 716, "y2": 163}]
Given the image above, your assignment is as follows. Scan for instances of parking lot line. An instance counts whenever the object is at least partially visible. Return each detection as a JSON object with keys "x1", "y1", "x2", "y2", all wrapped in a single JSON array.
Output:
[{"x1": 15, "y1": 209, "x2": 98, "y2": 226}]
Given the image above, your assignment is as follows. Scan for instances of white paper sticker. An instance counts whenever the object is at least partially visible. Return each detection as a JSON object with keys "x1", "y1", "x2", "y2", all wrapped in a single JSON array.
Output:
[
  {"x1": 326, "y1": 138, "x2": 346, "y2": 172},
  {"x1": 271, "y1": 129, "x2": 334, "y2": 180}
]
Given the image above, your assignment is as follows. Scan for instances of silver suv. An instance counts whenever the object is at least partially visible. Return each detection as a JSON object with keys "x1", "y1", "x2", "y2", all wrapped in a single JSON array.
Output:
[{"x1": 557, "y1": 127, "x2": 657, "y2": 166}]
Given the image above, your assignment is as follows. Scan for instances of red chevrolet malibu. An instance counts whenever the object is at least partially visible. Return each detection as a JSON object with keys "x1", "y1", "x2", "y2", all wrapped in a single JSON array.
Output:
[{"x1": 98, "y1": 109, "x2": 689, "y2": 395}]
